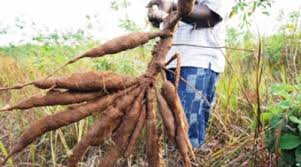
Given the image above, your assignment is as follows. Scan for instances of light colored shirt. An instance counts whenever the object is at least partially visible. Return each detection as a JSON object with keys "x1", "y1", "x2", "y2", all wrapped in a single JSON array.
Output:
[{"x1": 166, "y1": 0, "x2": 231, "y2": 73}]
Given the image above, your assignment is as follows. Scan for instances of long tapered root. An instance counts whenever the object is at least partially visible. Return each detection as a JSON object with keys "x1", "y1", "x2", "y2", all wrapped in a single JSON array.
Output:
[
  {"x1": 146, "y1": 88, "x2": 160, "y2": 167},
  {"x1": 0, "y1": 82, "x2": 34, "y2": 92},
  {"x1": 162, "y1": 82, "x2": 189, "y2": 133},
  {"x1": 97, "y1": 88, "x2": 145, "y2": 167},
  {"x1": 161, "y1": 81, "x2": 195, "y2": 166},
  {"x1": 156, "y1": 89, "x2": 176, "y2": 143},
  {"x1": 124, "y1": 106, "x2": 146, "y2": 158},
  {"x1": 1, "y1": 85, "x2": 139, "y2": 165},
  {"x1": 1, "y1": 90, "x2": 106, "y2": 112},
  {"x1": 34, "y1": 71, "x2": 138, "y2": 91},
  {"x1": 66, "y1": 106, "x2": 124, "y2": 167},
  {"x1": 81, "y1": 31, "x2": 166, "y2": 59},
  {"x1": 66, "y1": 87, "x2": 141, "y2": 166}
]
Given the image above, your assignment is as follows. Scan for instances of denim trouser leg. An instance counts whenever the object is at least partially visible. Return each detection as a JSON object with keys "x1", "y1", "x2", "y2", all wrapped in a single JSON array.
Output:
[{"x1": 166, "y1": 67, "x2": 219, "y2": 148}]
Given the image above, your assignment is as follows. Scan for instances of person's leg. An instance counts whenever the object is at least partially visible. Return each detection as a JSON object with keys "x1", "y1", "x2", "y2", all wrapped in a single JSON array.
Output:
[
  {"x1": 166, "y1": 66, "x2": 219, "y2": 148},
  {"x1": 196, "y1": 68, "x2": 219, "y2": 147}
]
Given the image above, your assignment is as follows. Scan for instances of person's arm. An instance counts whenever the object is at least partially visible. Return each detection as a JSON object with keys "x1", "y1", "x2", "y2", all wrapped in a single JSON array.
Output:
[
  {"x1": 147, "y1": 0, "x2": 222, "y2": 29},
  {"x1": 181, "y1": 4, "x2": 222, "y2": 28}
]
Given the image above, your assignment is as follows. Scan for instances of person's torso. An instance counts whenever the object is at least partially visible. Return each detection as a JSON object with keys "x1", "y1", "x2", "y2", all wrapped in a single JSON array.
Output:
[{"x1": 166, "y1": 0, "x2": 229, "y2": 73}]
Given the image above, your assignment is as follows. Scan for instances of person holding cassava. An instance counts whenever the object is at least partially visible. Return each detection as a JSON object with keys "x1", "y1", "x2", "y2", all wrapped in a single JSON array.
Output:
[{"x1": 147, "y1": 0, "x2": 231, "y2": 149}]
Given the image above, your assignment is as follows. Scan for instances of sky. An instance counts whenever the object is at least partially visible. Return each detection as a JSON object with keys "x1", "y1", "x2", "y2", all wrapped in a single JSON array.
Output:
[{"x1": 0, "y1": 0, "x2": 300, "y2": 46}]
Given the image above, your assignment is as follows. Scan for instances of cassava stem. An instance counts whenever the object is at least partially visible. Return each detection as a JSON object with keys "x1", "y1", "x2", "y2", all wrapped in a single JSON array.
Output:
[
  {"x1": 146, "y1": 13, "x2": 178, "y2": 77},
  {"x1": 175, "y1": 53, "x2": 181, "y2": 90}
]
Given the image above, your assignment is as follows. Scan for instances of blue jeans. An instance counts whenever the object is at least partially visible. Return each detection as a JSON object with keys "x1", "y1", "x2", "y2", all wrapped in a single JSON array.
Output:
[{"x1": 166, "y1": 66, "x2": 219, "y2": 148}]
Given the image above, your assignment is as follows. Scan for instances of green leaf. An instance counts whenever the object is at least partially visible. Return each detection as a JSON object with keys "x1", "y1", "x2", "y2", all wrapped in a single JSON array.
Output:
[
  {"x1": 280, "y1": 134, "x2": 301, "y2": 150},
  {"x1": 278, "y1": 100, "x2": 290, "y2": 110},
  {"x1": 289, "y1": 116, "x2": 301, "y2": 124},
  {"x1": 270, "y1": 115, "x2": 283, "y2": 129},
  {"x1": 261, "y1": 112, "x2": 273, "y2": 123},
  {"x1": 271, "y1": 84, "x2": 294, "y2": 98}
]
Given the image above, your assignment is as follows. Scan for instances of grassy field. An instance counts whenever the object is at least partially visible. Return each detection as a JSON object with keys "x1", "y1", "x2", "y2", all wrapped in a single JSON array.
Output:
[{"x1": 0, "y1": 24, "x2": 300, "y2": 166}]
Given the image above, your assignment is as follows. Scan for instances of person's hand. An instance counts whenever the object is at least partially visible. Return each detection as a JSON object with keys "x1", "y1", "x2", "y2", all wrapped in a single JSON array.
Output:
[
  {"x1": 148, "y1": 5, "x2": 168, "y2": 28},
  {"x1": 147, "y1": 0, "x2": 176, "y2": 28},
  {"x1": 146, "y1": 0, "x2": 175, "y2": 13}
]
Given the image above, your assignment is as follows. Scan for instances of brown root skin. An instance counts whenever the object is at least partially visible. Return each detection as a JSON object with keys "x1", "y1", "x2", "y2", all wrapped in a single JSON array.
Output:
[
  {"x1": 1, "y1": 86, "x2": 138, "y2": 166},
  {"x1": 146, "y1": 88, "x2": 160, "y2": 167},
  {"x1": 176, "y1": 131, "x2": 192, "y2": 167},
  {"x1": 117, "y1": 88, "x2": 145, "y2": 151},
  {"x1": 34, "y1": 71, "x2": 138, "y2": 91},
  {"x1": 162, "y1": 82, "x2": 189, "y2": 132},
  {"x1": 1, "y1": 90, "x2": 107, "y2": 112},
  {"x1": 97, "y1": 88, "x2": 145, "y2": 167},
  {"x1": 4, "y1": 100, "x2": 113, "y2": 166},
  {"x1": 156, "y1": 89, "x2": 176, "y2": 143},
  {"x1": 97, "y1": 146, "x2": 120, "y2": 167},
  {"x1": 82, "y1": 31, "x2": 166, "y2": 58},
  {"x1": 66, "y1": 87, "x2": 142, "y2": 167},
  {"x1": 63, "y1": 31, "x2": 166, "y2": 69},
  {"x1": 66, "y1": 106, "x2": 124, "y2": 167},
  {"x1": 161, "y1": 81, "x2": 195, "y2": 165},
  {"x1": 124, "y1": 106, "x2": 146, "y2": 158}
]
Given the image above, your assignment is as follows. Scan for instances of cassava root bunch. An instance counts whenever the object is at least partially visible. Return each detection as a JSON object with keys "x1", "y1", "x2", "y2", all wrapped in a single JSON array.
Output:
[{"x1": 1, "y1": 0, "x2": 197, "y2": 166}]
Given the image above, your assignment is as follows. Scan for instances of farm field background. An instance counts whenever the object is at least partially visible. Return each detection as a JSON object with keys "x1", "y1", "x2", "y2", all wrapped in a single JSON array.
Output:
[{"x1": 0, "y1": 0, "x2": 300, "y2": 166}]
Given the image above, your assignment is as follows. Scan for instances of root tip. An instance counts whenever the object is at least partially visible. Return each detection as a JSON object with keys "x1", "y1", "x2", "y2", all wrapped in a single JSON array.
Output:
[
  {"x1": 0, "y1": 88, "x2": 8, "y2": 92},
  {"x1": 0, "y1": 105, "x2": 12, "y2": 112},
  {"x1": 0, "y1": 82, "x2": 33, "y2": 92},
  {"x1": 0, "y1": 109, "x2": 10, "y2": 112}
]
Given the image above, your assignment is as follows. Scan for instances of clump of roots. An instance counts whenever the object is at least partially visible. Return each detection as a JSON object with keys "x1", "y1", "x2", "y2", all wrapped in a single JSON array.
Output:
[{"x1": 0, "y1": 0, "x2": 196, "y2": 166}]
